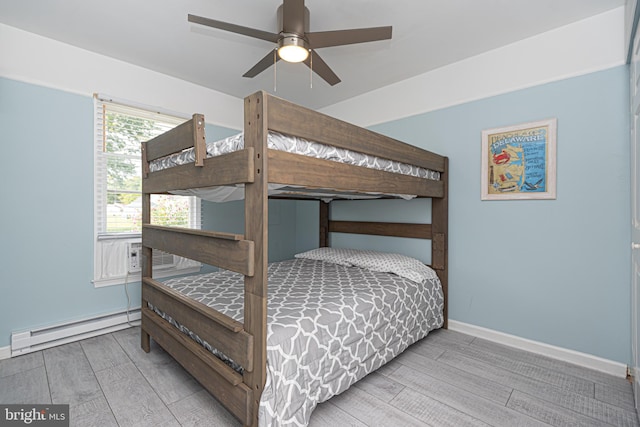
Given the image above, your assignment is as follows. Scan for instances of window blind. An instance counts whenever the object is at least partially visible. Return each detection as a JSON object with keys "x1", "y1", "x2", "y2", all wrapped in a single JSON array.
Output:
[
  {"x1": 94, "y1": 95, "x2": 200, "y2": 237},
  {"x1": 92, "y1": 94, "x2": 202, "y2": 286}
]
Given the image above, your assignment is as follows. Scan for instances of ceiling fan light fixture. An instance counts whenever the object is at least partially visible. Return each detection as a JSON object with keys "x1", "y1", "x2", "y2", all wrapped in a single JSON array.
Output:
[
  {"x1": 278, "y1": 34, "x2": 309, "y2": 63},
  {"x1": 188, "y1": 0, "x2": 393, "y2": 86}
]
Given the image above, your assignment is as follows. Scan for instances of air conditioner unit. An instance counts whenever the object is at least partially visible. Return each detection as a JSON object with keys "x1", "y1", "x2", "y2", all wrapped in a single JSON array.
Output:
[
  {"x1": 127, "y1": 242, "x2": 142, "y2": 273},
  {"x1": 127, "y1": 242, "x2": 176, "y2": 273}
]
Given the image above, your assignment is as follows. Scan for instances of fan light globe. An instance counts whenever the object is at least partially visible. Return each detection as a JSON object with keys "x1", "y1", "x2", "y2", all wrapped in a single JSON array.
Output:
[{"x1": 278, "y1": 35, "x2": 309, "y2": 63}]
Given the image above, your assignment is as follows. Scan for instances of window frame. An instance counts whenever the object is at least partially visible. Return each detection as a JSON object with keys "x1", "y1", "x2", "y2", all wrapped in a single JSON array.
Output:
[{"x1": 93, "y1": 94, "x2": 201, "y2": 287}]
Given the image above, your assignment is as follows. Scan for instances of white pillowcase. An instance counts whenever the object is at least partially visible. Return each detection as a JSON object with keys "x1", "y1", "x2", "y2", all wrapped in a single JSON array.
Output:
[{"x1": 294, "y1": 247, "x2": 438, "y2": 283}]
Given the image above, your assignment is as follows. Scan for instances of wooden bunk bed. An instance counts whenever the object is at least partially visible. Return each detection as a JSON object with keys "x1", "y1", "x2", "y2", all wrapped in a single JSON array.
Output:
[{"x1": 140, "y1": 91, "x2": 448, "y2": 427}]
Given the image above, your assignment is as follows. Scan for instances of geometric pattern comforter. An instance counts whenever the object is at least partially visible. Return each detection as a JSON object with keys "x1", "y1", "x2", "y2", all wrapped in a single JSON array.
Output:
[{"x1": 156, "y1": 257, "x2": 444, "y2": 427}]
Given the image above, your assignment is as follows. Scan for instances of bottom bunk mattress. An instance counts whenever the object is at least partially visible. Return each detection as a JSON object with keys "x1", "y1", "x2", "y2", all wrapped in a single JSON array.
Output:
[{"x1": 151, "y1": 250, "x2": 444, "y2": 427}]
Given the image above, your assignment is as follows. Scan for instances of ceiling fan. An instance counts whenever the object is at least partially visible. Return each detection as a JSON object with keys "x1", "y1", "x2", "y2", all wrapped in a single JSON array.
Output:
[{"x1": 188, "y1": 0, "x2": 392, "y2": 86}]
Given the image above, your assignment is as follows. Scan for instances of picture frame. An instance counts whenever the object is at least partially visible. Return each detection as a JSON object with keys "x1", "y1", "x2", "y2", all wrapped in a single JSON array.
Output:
[{"x1": 481, "y1": 118, "x2": 557, "y2": 200}]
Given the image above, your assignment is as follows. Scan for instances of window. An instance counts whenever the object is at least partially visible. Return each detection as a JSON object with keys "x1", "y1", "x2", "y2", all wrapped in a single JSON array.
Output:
[{"x1": 93, "y1": 95, "x2": 201, "y2": 286}]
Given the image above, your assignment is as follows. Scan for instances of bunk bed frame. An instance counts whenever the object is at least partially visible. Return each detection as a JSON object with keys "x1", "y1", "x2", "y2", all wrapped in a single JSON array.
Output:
[{"x1": 139, "y1": 91, "x2": 449, "y2": 427}]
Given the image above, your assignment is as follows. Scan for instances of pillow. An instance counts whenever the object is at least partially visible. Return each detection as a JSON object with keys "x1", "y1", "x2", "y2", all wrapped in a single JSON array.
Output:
[
  {"x1": 345, "y1": 250, "x2": 438, "y2": 284},
  {"x1": 294, "y1": 247, "x2": 359, "y2": 266},
  {"x1": 295, "y1": 248, "x2": 438, "y2": 284}
]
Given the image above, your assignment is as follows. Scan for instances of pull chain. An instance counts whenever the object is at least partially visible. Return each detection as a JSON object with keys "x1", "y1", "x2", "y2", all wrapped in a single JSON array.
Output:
[
  {"x1": 273, "y1": 48, "x2": 277, "y2": 92},
  {"x1": 309, "y1": 49, "x2": 313, "y2": 89}
]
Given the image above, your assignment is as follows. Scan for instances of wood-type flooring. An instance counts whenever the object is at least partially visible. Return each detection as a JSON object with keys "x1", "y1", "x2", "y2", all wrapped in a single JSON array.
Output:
[{"x1": 0, "y1": 326, "x2": 637, "y2": 426}]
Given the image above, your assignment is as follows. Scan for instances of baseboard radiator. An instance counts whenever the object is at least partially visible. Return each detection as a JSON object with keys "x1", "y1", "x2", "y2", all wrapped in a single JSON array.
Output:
[{"x1": 11, "y1": 308, "x2": 141, "y2": 357}]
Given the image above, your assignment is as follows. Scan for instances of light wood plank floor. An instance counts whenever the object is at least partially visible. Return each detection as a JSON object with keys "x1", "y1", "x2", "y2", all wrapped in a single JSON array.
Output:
[{"x1": 0, "y1": 326, "x2": 637, "y2": 426}]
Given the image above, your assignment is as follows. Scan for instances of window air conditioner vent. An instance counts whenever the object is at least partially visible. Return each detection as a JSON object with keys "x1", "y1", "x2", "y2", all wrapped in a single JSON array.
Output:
[{"x1": 127, "y1": 242, "x2": 176, "y2": 273}]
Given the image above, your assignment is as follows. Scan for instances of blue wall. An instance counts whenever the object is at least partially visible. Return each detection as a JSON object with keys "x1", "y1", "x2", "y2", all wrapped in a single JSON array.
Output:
[
  {"x1": 362, "y1": 66, "x2": 630, "y2": 363},
  {"x1": 0, "y1": 78, "x2": 136, "y2": 346}
]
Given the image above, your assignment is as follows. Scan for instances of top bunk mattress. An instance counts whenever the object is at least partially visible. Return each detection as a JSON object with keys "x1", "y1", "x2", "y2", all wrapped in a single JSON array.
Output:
[{"x1": 148, "y1": 131, "x2": 441, "y2": 202}]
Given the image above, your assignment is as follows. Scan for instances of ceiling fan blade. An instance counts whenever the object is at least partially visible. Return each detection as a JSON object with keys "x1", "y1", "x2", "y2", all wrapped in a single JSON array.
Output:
[
  {"x1": 243, "y1": 49, "x2": 280, "y2": 78},
  {"x1": 281, "y1": 0, "x2": 306, "y2": 35},
  {"x1": 304, "y1": 50, "x2": 341, "y2": 86},
  {"x1": 306, "y1": 26, "x2": 392, "y2": 49},
  {"x1": 188, "y1": 14, "x2": 279, "y2": 43}
]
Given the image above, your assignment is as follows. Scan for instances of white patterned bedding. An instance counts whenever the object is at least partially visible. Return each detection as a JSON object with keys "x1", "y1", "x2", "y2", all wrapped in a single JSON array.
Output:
[
  {"x1": 148, "y1": 131, "x2": 441, "y2": 202},
  {"x1": 153, "y1": 251, "x2": 444, "y2": 427}
]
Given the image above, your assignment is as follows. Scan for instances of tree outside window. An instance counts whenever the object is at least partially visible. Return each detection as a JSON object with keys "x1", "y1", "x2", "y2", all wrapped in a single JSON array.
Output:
[{"x1": 103, "y1": 109, "x2": 192, "y2": 233}]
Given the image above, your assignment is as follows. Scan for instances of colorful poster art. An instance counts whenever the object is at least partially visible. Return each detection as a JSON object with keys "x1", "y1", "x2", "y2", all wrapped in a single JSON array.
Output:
[{"x1": 481, "y1": 119, "x2": 557, "y2": 200}]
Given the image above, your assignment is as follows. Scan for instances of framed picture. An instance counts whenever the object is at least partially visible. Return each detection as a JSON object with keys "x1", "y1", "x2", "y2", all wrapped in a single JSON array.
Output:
[{"x1": 481, "y1": 118, "x2": 557, "y2": 200}]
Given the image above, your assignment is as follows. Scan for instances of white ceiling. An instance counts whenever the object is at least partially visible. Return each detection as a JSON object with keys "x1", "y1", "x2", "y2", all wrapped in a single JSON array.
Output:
[{"x1": 0, "y1": 0, "x2": 625, "y2": 110}]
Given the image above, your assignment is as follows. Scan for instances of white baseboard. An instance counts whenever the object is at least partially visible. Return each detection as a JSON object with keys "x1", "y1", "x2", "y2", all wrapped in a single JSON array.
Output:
[
  {"x1": 448, "y1": 320, "x2": 628, "y2": 378},
  {"x1": 0, "y1": 345, "x2": 10, "y2": 360}
]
